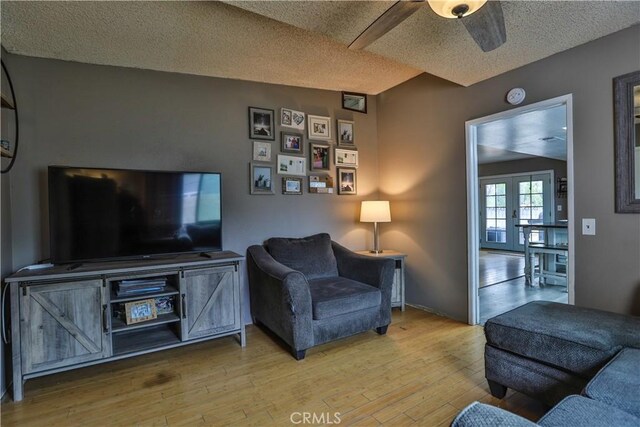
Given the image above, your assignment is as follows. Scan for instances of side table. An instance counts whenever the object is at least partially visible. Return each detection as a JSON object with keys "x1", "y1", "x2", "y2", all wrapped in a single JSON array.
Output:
[{"x1": 356, "y1": 250, "x2": 406, "y2": 311}]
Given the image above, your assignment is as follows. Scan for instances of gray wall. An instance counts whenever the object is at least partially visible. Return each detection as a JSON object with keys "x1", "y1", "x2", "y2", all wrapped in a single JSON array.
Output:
[
  {"x1": 479, "y1": 157, "x2": 568, "y2": 221},
  {"x1": 377, "y1": 25, "x2": 640, "y2": 321},
  {"x1": 1, "y1": 54, "x2": 381, "y2": 324},
  {"x1": 1, "y1": 59, "x2": 14, "y2": 397}
]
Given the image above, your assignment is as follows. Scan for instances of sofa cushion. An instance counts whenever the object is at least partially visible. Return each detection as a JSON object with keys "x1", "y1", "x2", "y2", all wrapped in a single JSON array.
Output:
[
  {"x1": 308, "y1": 277, "x2": 380, "y2": 320},
  {"x1": 451, "y1": 402, "x2": 538, "y2": 427},
  {"x1": 485, "y1": 301, "x2": 640, "y2": 378},
  {"x1": 584, "y1": 347, "x2": 640, "y2": 417},
  {"x1": 538, "y1": 395, "x2": 640, "y2": 427},
  {"x1": 266, "y1": 233, "x2": 338, "y2": 280}
]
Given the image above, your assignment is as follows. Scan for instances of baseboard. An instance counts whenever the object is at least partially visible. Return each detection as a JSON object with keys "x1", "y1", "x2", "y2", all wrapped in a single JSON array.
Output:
[{"x1": 405, "y1": 303, "x2": 471, "y2": 324}]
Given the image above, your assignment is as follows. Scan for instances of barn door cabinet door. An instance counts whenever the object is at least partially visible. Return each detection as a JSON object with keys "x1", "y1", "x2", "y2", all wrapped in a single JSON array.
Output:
[
  {"x1": 180, "y1": 266, "x2": 241, "y2": 341},
  {"x1": 20, "y1": 279, "x2": 111, "y2": 374}
]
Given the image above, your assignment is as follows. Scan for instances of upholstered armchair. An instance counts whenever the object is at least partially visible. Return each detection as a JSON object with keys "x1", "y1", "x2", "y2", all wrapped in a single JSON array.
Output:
[{"x1": 246, "y1": 233, "x2": 395, "y2": 360}]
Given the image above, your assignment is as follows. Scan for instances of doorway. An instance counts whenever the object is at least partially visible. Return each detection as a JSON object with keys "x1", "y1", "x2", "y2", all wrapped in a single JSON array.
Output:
[{"x1": 466, "y1": 95, "x2": 575, "y2": 325}]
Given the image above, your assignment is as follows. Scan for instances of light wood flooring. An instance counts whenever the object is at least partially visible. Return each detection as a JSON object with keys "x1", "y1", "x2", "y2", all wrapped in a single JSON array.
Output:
[{"x1": 1, "y1": 308, "x2": 548, "y2": 426}]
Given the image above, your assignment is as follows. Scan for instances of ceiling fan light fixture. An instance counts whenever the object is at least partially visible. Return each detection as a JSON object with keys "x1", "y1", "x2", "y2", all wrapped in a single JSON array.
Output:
[{"x1": 428, "y1": 0, "x2": 487, "y2": 19}]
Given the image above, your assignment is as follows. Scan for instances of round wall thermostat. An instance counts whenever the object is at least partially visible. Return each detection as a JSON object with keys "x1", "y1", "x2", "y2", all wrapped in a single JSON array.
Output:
[{"x1": 506, "y1": 88, "x2": 526, "y2": 105}]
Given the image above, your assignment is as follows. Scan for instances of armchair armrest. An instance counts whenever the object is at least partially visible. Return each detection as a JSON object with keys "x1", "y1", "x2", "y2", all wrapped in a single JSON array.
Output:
[
  {"x1": 331, "y1": 242, "x2": 395, "y2": 290},
  {"x1": 246, "y1": 245, "x2": 313, "y2": 351}
]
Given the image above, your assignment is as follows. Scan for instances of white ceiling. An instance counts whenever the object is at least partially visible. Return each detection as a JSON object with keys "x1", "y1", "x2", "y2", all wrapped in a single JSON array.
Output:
[
  {"x1": 477, "y1": 104, "x2": 567, "y2": 164},
  {"x1": 1, "y1": 1, "x2": 639, "y2": 93}
]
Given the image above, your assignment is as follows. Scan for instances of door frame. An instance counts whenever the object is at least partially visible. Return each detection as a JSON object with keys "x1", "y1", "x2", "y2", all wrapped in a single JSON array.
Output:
[
  {"x1": 465, "y1": 94, "x2": 575, "y2": 325},
  {"x1": 479, "y1": 170, "x2": 555, "y2": 251}
]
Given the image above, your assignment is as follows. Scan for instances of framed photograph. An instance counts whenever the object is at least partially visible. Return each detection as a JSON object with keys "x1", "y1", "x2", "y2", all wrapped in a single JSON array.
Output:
[
  {"x1": 337, "y1": 120, "x2": 355, "y2": 146},
  {"x1": 337, "y1": 168, "x2": 357, "y2": 195},
  {"x1": 342, "y1": 92, "x2": 367, "y2": 114},
  {"x1": 281, "y1": 108, "x2": 305, "y2": 130},
  {"x1": 335, "y1": 148, "x2": 359, "y2": 168},
  {"x1": 309, "y1": 175, "x2": 334, "y2": 194},
  {"x1": 308, "y1": 115, "x2": 331, "y2": 140},
  {"x1": 249, "y1": 107, "x2": 275, "y2": 140},
  {"x1": 310, "y1": 143, "x2": 331, "y2": 171},
  {"x1": 125, "y1": 299, "x2": 157, "y2": 325},
  {"x1": 250, "y1": 163, "x2": 274, "y2": 194},
  {"x1": 253, "y1": 141, "x2": 272, "y2": 162},
  {"x1": 281, "y1": 132, "x2": 303, "y2": 154},
  {"x1": 277, "y1": 154, "x2": 306, "y2": 176},
  {"x1": 282, "y1": 177, "x2": 303, "y2": 195}
]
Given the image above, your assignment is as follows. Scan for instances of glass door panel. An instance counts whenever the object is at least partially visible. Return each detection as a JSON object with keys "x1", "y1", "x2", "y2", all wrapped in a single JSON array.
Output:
[
  {"x1": 481, "y1": 172, "x2": 553, "y2": 252},
  {"x1": 480, "y1": 180, "x2": 512, "y2": 250}
]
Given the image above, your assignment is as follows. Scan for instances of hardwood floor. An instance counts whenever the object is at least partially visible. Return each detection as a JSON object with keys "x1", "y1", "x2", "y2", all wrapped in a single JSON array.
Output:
[
  {"x1": 479, "y1": 250, "x2": 568, "y2": 324},
  {"x1": 1, "y1": 308, "x2": 547, "y2": 426},
  {"x1": 479, "y1": 250, "x2": 524, "y2": 288},
  {"x1": 479, "y1": 277, "x2": 568, "y2": 324}
]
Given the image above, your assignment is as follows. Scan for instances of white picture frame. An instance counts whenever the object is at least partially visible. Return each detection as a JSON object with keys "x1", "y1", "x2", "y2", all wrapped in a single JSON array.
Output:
[
  {"x1": 252, "y1": 141, "x2": 272, "y2": 162},
  {"x1": 277, "y1": 155, "x2": 307, "y2": 176},
  {"x1": 281, "y1": 108, "x2": 305, "y2": 130},
  {"x1": 335, "y1": 148, "x2": 358, "y2": 168},
  {"x1": 308, "y1": 115, "x2": 332, "y2": 140}
]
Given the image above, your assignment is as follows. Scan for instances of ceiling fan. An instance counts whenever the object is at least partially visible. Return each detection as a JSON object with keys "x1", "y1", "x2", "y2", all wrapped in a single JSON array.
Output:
[{"x1": 349, "y1": 0, "x2": 506, "y2": 53}]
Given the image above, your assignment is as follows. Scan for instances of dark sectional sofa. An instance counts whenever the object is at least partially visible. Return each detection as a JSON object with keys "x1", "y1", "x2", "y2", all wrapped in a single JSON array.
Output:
[{"x1": 452, "y1": 301, "x2": 640, "y2": 426}]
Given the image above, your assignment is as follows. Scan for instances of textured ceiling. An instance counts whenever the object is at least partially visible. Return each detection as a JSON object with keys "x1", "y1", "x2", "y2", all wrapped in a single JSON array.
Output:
[
  {"x1": 477, "y1": 104, "x2": 567, "y2": 164},
  {"x1": 0, "y1": 1, "x2": 421, "y2": 95},
  {"x1": 1, "y1": 1, "x2": 639, "y2": 93}
]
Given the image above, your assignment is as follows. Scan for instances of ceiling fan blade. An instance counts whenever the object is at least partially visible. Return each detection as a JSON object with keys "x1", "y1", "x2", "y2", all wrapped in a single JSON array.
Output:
[
  {"x1": 349, "y1": 0, "x2": 425, "y2": 50},
  {"x1": 461, "y1": 1, "x2": 506, "y2": 52}
]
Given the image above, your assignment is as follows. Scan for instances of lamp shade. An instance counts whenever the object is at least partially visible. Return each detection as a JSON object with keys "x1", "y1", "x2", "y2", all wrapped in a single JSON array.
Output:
[
  {"x1": 428, "y1": 0, "x2": 487, "y2": 18},
  {"x1": 360, "y1": 201, "x2": 391, "y2": 223}
]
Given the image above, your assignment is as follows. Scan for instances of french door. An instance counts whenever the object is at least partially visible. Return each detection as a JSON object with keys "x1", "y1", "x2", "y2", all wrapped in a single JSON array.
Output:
[{"x1": 480, "y1": 172, "x2": 553, "y2": 251}]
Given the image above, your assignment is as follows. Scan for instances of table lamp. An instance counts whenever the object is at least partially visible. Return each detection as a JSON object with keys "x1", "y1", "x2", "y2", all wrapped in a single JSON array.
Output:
[{"x1": 360, "y1": 201, "x2": 391, "y2": 254}]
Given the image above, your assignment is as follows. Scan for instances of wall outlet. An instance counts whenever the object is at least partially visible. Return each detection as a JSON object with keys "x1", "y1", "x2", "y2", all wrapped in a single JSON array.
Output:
[
  {"x1": 557, "y1": 205, "x2": 562, "y2": 212},
  {"x1": 582, "y1": 218, "x2": 596, "y2": 235}
]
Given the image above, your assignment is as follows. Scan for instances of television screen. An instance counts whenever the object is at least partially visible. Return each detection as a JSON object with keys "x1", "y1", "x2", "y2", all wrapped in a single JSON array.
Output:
[{"x1": 49, "y1": 166, "x2": 222, "y2": 264}]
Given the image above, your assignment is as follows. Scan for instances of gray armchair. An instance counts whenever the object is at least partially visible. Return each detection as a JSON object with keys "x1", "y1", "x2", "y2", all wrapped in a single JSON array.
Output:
[{"x1": 246, "y1": 233, "x2": 395, "y2": 360}]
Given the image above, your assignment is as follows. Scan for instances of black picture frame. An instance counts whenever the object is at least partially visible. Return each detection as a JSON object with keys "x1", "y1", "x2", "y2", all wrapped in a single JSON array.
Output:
[
  {"x1": 342, "y1": 92, "x2": 367, "y2": 114},
  {"x1": 249, "y1": 107, "x2": 275, "y2": 140}
]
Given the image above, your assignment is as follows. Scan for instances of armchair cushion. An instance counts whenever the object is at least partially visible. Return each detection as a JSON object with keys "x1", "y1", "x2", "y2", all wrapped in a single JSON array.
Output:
[
  {"x1": 308, "y1": 277, "x2": 381, "y2": 320},
  {"x1": 267, "y1": 233, "x2": 339, "y2": 280}
]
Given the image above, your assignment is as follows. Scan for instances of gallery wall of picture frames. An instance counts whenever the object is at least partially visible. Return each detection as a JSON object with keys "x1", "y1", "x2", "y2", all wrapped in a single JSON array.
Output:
[{"x1": 247, "y1": 103, "x2": 360, "y2": 196}]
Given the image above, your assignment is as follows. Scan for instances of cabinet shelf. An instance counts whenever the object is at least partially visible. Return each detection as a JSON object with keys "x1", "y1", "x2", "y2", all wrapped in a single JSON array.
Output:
[
  {"x1": 111, "y1": 313, "x2": 180, "y2": 333},
  {"x1": 110, "y1": 287, "x2": 179, "y2": 303},
  {"x1": 113, "y1": 324, "x2": 181, "y2": 356}
]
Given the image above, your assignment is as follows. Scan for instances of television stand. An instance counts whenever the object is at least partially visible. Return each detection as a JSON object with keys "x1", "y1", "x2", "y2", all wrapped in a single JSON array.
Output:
[
  {"x1": 66, "y1": 262, "x2": 83, "y2": 271},
  {"x1": 5, "y1": 251, "x2": 245, "y2": 402}
]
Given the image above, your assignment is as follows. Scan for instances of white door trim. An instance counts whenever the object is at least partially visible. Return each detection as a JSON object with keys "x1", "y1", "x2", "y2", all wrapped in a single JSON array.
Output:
[{"x1": 466, "y1": 94, "x2": 575, "y2": 325}]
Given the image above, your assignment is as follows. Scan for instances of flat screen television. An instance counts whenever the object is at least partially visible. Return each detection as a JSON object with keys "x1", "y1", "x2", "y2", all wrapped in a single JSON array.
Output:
[{"x1": 48, "y1": 166, "x2": 222, "y2": 264}]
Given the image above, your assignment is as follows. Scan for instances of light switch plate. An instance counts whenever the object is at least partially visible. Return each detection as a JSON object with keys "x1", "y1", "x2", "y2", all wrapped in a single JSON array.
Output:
[
  {"x1": 557, "y1": 205, "x2": 562, "y2": 212},
  {"x1": 582, "y1": 218, "x2": 596, "y2": 235}
]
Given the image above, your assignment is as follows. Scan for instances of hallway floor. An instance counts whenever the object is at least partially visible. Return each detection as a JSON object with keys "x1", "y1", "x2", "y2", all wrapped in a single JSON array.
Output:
[{"x1": 479, "y1": 251, "x2": 568, "y2": 324}]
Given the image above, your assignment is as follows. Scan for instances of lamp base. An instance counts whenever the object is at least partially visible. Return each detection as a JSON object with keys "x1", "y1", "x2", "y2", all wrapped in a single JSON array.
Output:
[{"x1": 369, "y1": 249, "x2": 384, "y2": 254}]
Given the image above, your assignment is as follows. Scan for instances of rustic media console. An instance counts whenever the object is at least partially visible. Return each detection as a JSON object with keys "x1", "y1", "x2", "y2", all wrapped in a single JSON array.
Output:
[{"x1": 5, "y1": 251, "x2": 245, "y2": 401}]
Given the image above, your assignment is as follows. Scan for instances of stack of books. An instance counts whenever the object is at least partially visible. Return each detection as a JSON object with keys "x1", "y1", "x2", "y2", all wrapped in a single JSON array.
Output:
[{"x1": 115, "y1": 278, "x2": 167, "y2": 297}]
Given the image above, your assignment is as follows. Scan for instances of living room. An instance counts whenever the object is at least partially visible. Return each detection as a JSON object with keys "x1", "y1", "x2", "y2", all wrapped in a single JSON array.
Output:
[{"x1": 1, "y1": 1, "x2": 639, "y2": 426}]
